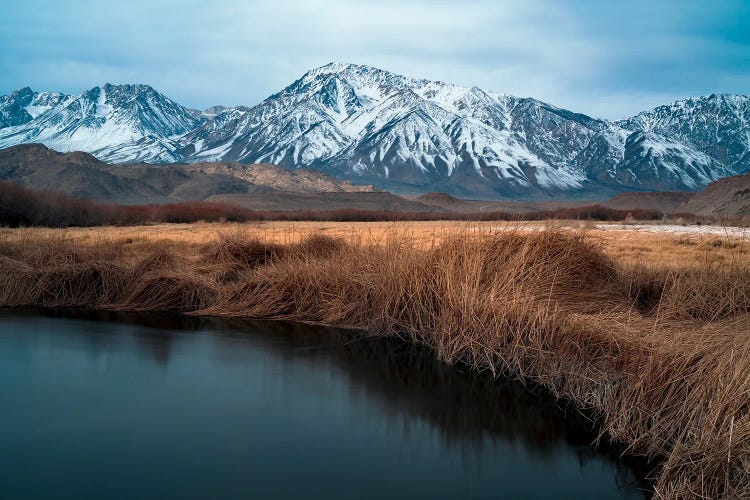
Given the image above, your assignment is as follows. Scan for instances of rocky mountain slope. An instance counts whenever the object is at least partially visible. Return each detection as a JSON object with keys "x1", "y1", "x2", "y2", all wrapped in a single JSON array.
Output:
[
  {"x1": 679, "y1": 172, "x2": 750, "y2": 217},
  {"x1": 602, "y1": 191, "x2": 693, "y2": 212},
  {"x1": 2, "y1": 64, "x2": 748, "y2": 199},
  {"x1": 602, "y1": 171, "x2": 750, "y2": 218},
  {"x1": 0, "y1": 144, "x2": 374, "y2": 204}
]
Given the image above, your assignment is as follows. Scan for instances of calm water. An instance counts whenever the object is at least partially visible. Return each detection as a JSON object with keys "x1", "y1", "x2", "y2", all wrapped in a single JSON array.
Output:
[{"x1": 0, "y1": 310, "x2": 652, "y2": 499}]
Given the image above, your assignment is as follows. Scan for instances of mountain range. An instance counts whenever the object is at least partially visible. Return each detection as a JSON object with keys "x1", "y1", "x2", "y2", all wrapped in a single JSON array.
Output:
[{"x1": 1, "y1": 63, "x2": 748, "y2": 199}]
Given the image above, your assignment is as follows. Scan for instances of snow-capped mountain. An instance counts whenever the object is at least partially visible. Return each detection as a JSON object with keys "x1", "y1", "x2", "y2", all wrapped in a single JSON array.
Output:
[
  {"x1": 179, "y1": 63, "x2": 599, "y2": 196},
  {"x1": 618, "y1": 94, "x2": 750, "y2": 174},
  {"x1": 176, "y1": 63, "x2": 729, "y2": 197},
  {"x1": 0, "y1": 84, "x2": 202, "y2": 163},
  {"x1": 1, "y1": 64, "x2": 747, "y2": 198}
]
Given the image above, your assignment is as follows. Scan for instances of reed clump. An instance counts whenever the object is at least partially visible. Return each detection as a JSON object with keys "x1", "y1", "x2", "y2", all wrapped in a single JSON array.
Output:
[{"x1": 1, "y1": 227, "x2": 749, "y2": 497}]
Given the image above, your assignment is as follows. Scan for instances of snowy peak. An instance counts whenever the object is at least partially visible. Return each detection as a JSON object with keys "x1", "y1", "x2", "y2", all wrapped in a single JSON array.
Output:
[
  {"x1": 619, "y1": 94, "x2": 750, "y2": 173},
  {"x1": 198, "y1": 105, "x2": 229, "y2": 119},
  {"x1": 75, "y1": 83, "x2": 200, "y2": 137},
  {"x1": 0, "y1": 87, "x2": 66, "y2": 127},
  {"x1": 296, "y1": 62, "x2": 414, "y2": 91},
  {"x1": 283, "y1": 62, "x2": 475, "y2": 118},
  {"x1": 623, "y1": 94, "x2": 750, "y2": 130},
  {"x1": 0, "y1": 83, "x2": 202, "y2": 163}
]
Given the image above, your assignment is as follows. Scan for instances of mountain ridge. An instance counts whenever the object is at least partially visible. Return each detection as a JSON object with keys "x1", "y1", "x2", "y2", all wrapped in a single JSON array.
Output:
[
  {"x1": 2, "y1": 63, "x2": 748, "y2": 199},
  {"x1": 0, "y1": 143, "x2": 376, "y2": 204}
]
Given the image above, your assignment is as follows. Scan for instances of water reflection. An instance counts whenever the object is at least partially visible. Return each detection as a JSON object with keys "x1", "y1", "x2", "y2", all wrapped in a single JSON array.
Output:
[{"x1": 0, "y1": 308, "x2": 656, "y2": 498}]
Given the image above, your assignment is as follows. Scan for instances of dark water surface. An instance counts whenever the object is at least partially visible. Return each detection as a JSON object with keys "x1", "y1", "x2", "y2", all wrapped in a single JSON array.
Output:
[{"x1": 0, "y1": 309, "x2": 652, "y2": 499}]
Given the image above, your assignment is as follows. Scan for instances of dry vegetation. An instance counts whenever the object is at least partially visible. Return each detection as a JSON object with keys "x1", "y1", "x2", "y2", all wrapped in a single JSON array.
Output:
[
  {"x1": 0, "y1": 180, "x2": 702, "y2": 227},
  {"x1": 5, "y1": 220, "x2": 746, "y2": 267},
  {"x1": 1, "y1": 223, "x2": 749, "y2": 497}
]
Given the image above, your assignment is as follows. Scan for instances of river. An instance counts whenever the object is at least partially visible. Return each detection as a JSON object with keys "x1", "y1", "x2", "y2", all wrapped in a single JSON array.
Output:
[{"x1": 0, "y1": 310, "x2": 652, "y2": 498}]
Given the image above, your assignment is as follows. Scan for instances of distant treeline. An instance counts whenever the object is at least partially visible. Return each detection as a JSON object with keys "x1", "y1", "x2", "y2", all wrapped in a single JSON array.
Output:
[{"x1": 0, "y1": 180, "x2": 688, "y2": 227}]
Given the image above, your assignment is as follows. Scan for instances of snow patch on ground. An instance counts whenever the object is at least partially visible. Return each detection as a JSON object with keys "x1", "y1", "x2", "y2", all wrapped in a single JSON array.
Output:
[
  {"x1": 594, "y1": 223, "x2": 750, "y2": 239},
  {"x1": 470, "y1": 223, "x2": 750, "y2": 240}
]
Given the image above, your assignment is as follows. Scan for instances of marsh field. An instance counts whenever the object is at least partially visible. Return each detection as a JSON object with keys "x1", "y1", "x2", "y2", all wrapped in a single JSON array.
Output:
[{"x1": 1, "y1": 220, "x2": 749, "y2": 497}]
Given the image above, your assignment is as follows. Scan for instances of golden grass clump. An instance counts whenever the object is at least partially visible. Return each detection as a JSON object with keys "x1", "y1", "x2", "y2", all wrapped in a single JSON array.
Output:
[
  {"x1": 118, "y1": 271, "x2": 217, "y2": 312},
  {"x1": 30, "y1": 261, "x2": 129, "y2": 308},
  {"x1": 201, "y1": 231, "x2": 285, "y2": 270},
  {"x1": 1, "y1": 227, "x2": 749, "y2": 497},
  {"x1": 626, "y1": 263, "x2": 750, "y2": 321}
]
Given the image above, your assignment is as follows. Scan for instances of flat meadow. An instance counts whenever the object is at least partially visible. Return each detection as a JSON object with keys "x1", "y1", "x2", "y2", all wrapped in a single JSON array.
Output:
[{"x1": 3, "y1": 219, "x2": 746, "y2": 265}]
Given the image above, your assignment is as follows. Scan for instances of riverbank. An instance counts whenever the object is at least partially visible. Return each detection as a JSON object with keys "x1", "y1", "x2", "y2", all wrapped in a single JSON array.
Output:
[{"x1": 1, "y1": 224, "x2": 749, "y2": 497}]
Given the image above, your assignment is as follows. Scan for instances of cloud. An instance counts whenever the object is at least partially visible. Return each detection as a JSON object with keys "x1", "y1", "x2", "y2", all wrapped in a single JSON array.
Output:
[{"x1": 1, "y1": 0, "x2": 748, "y2": 119}]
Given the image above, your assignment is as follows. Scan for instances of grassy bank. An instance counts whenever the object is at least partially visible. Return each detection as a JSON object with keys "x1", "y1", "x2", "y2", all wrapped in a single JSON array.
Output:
[{"x1": 1, "y1": 227, "x2": 749, "y2": 496}]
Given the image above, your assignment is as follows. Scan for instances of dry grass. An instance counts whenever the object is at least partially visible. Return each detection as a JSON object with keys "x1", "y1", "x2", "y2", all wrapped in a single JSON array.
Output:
[
  {"x1": 2, "y1": 220, "x2": 748, "y2": 266},
  {"x1": 1, "y1": 224, "x2": 750, "y2": 497}
]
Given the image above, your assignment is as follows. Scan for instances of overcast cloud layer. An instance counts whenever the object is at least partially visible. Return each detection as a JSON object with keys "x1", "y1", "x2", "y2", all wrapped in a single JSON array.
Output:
[{"x1": 1, "y1": 0, "x2": 748, "y2": 119}]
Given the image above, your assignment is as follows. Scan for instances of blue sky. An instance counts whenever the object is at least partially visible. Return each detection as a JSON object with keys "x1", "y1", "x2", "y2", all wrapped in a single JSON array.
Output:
[{"x1": 1, "y1": 0, "x2": 748, "y2": 119}]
